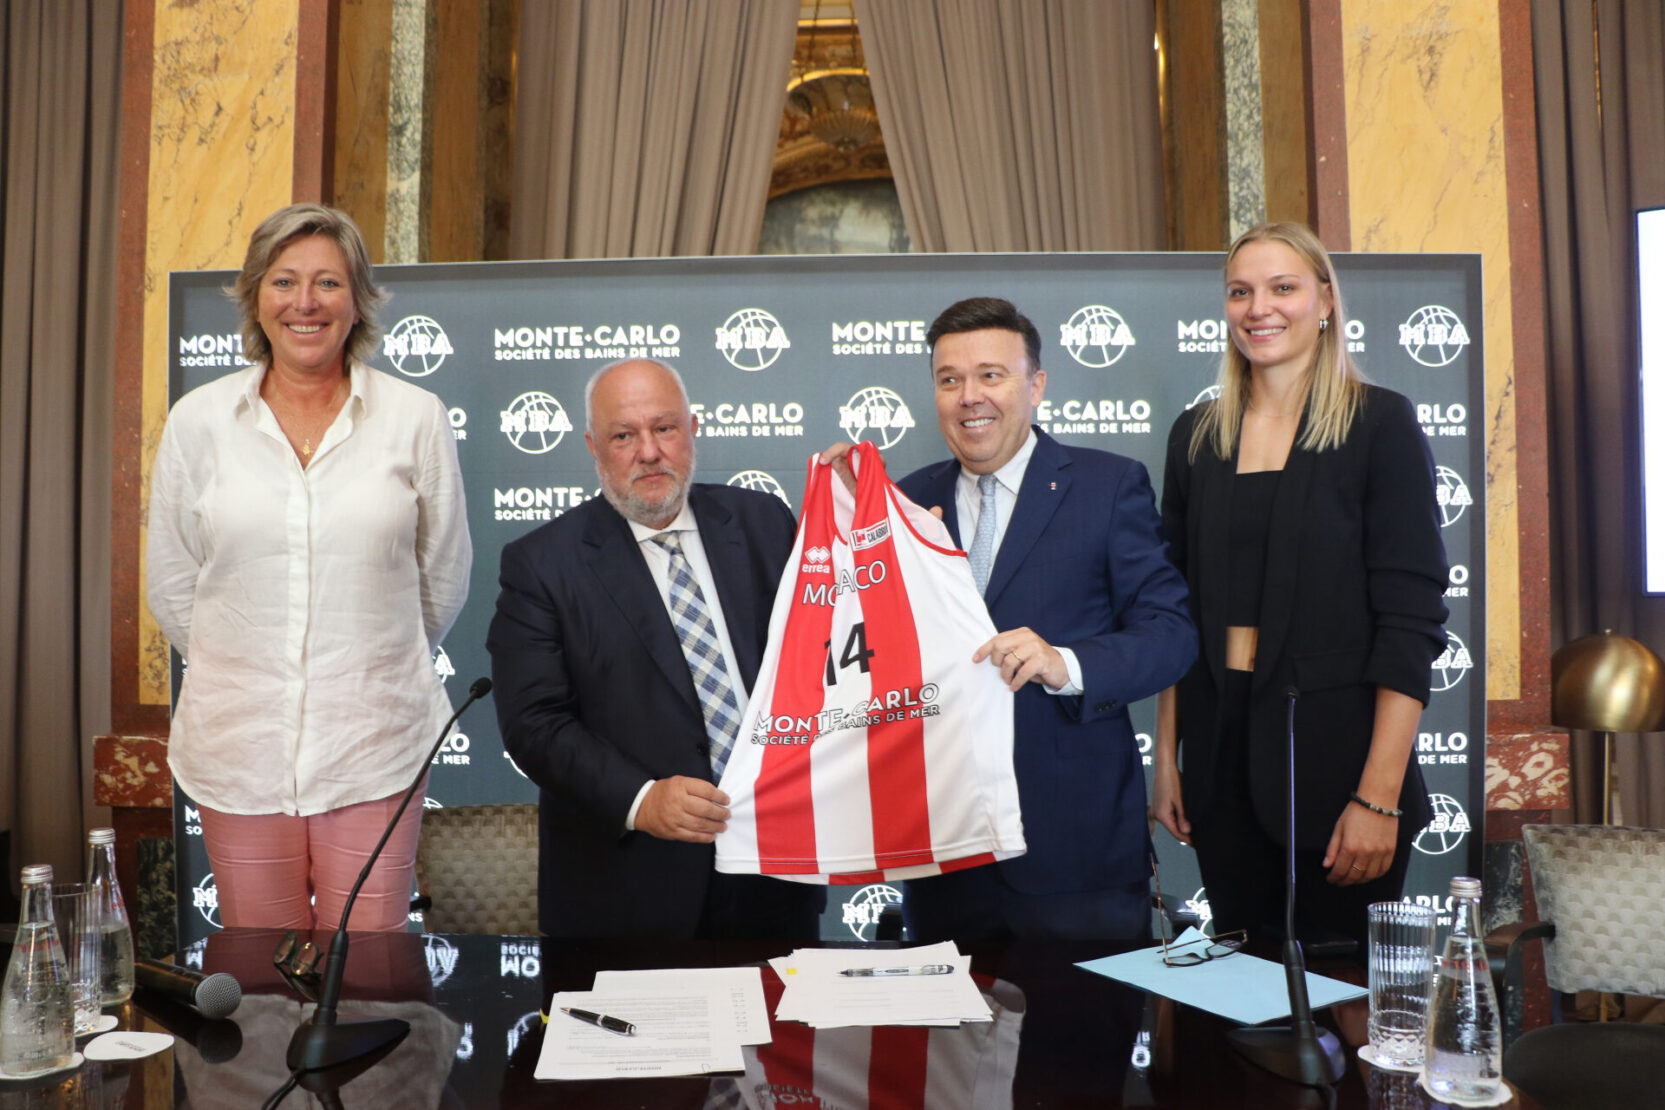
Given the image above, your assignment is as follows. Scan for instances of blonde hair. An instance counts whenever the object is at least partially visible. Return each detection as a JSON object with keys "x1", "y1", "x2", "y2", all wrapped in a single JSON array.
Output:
[
  {"x1": 1190, "y1": 222, "x2": 1365, "y2": 462},
  {"x1": 226, "y1": 203, "x2": 387, "y2": 368}
]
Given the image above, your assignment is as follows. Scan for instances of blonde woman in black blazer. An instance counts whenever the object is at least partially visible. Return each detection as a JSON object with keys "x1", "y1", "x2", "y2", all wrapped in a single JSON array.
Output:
[{"x1": 1151, "y1": 223, "x2": 1449, "y2": 952}]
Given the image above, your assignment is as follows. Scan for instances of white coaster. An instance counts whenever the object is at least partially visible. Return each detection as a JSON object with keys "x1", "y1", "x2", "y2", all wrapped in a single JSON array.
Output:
[
  {"x1": 1416, "y1": 1073, "x2": 1514, "y2": 1107},
  {"x1": 0, "y1": 1052, "x2": 84, "y2": 1082},
  {"x1": 78, "y1": 1014, "x2": 120, "y2": 1038},
  {"x1": 83, "y1": 1031, "x2": 174, "y2": 1062},
  {"x1": 1357, "y1": 1042, "x2": 1422, "y2": 1074}
]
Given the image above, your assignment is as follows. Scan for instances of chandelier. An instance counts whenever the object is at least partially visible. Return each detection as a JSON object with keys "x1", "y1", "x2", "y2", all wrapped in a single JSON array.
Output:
[{"x1": 786, "y1": 68, "x2": 879, "y2": 153}]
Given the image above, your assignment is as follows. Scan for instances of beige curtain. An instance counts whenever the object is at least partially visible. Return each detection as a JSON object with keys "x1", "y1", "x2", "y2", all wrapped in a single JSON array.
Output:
[
  {"x1": 1534, "y1": 0, "x2": 1665, "y2": 826},
  {"x1": 511, "y1": 0, "x2": 797, "y2": 259},
  {"x1": 853, "y1": 0, "x2": 1164, "y2": 252},
  {"x1": 0, "y1": 0, "x2": 120, "y2": 879}
]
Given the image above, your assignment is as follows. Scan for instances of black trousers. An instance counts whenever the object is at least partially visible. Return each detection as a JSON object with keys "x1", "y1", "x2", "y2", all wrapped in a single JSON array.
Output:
[{"x1": 1190, "y1": 670, "x2": 1411, "y2": 958}]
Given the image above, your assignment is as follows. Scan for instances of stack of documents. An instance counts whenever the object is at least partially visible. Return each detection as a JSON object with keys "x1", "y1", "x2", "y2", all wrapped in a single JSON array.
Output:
[
  {"x1": 534, "y1": 965, "x2": 770, "y2": 1080},
  {"x1": 770, "y1": 942, "x2": 992, "y2": 1028}
]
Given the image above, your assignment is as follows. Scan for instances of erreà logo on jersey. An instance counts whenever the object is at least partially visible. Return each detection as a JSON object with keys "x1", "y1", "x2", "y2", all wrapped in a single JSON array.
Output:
[
  {"x1": 383, "y1": 315, "x2": 453, "y2": 377},
  {"x1": 727, "y1": 469, "x2": 790, "y2": 505},
  {"x1": 801, "y1": 545, "x2": 832, "y2": 574},
  {"x1": 850, "y1": 520, "x2": 891, "y2": 551},
  {"x1": 714, "y1": 308, "x2": 790, "y2": 371},
  {"x1": 839, "y1": 386, "x2": 915, "y2": 448},
  {"x1": 1398, "y1": 305, "x2": 1471, "y2": 367},
  {"x1": 193, "y1": 872, "x2": 221, "y2": 928},
  {"x1": 499, "y1": 391, "x2": 572, "y2": 454},
  {"x1": 1060, "y1": 305, "x2": 1136, "y2": 367}
]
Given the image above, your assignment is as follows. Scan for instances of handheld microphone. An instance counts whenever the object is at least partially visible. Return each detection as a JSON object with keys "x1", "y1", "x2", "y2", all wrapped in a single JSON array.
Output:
[
  {"x1": 139, "y1": 993, "x2": 244, "y2": 1063},
  {"x1": 285, "y1": 678, "x2": 492, "y2": 1075},
  {"x1": 134, "y1": 957, "x2": 242, "y2": 1020}
]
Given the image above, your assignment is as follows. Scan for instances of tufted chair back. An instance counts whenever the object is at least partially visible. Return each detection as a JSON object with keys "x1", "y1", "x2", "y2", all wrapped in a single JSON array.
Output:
[
  {"x1": 1521, "y1": 823, "x2": 1665, "y2": 996},
  {"x1": 414, "y1": 803, "x2": 540, "y2": 935}
]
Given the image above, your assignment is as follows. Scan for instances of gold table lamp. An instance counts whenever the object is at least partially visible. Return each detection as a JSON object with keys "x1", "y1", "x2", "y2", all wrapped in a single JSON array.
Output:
[{"x1": 1551, "y1": 630, "x2": 1665, "y2": 823}]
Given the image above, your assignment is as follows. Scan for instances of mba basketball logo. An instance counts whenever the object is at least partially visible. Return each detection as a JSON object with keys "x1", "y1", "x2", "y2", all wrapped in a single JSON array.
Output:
[
  {"x1": 1435, "y1": 465, "x2": 1473, "y2": 527},
  {"x1": 499, "y1": 391, "x2": 573, "y2": 454},
  {"x1": 1413, "y1": 793, "x2": 1471, "y2": 855},
  {"x1": 1060, "y1": 305, "x2": 1136, "y2": 368},
  {"x1": 1398, "y1": 306, "x2": 1471, "y2": 367},
  {"x1": 1189, "y1": 384, "x2": 1222, "y2": 409},
  {"x1": 424, "y1": 935, "x2": 459, "y2": 987},
  {"x1": 838, "y1": 386, "x2": 915, "y2": 448},
  {"x1": 714, "y1": 308, "x2": 791, "y2": 371},
  {"x1": 1431, "y1": 632, "x2": 1475, "y2": 693},
  {"x1": 193, "y1": 873, "x2": 221, "y2": 928},
  {"x1": 383, "y1": 315, "x2": 454, "y2": 376},
  {"x1": 842, "y1": 883, "x2": 904, "y2": 942},
  {"x1": 433, "y1": 645, "x2": 455, "y2": 682},
  {"x1": 507, "y1": 1011, "x2": 541, "y2": 1058},
  {"x1": 728, "y1": 469, "x2": 790, "y2": 506},
  {"x1": 422, "y1": 796, "x2": 444, "y2": 809},
  {"x1": 1187, "y1": 887, "x2": 1213, "y2": 928}
]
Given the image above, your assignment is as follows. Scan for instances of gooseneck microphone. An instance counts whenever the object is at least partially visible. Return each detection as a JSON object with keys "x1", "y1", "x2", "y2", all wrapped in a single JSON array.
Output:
[
  {"x1": 285, "y1": 678, "x2": 492, "y2": 1075},
  {"x1": 134, "y1": 956, "x2": 243, "y2": 1020},
  {"x1": 1225, "y1": 685, "x2": 1345, "y2": 1088}
]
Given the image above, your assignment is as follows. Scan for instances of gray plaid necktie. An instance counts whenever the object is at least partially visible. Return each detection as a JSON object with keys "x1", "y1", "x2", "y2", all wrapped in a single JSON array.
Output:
[
  {"x1": 650, "y1": 533, "x2": 742, "y2": 777},
  {"x1": 968, "y1": 473, "x2": 999, "y2": 595}
]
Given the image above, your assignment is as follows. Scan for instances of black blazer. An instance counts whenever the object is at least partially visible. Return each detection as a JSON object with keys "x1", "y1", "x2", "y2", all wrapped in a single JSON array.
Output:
[
  {"x1": 486, "y1": 484, "x2": 796, "y2": 937},
  {"x1": 1161, "y1": 386, "x2": 1448, "y2": 849}
]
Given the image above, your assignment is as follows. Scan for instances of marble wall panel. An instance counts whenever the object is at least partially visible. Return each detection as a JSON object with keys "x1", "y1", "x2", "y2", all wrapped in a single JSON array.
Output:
[{"x1": 1339, "y1": 0, "x2": 1520, "y2": 702}]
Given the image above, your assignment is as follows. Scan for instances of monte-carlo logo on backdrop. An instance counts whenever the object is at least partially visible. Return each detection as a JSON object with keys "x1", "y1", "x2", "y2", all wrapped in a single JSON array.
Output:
[
  {"x1": 714, "y1": 308, "x2": 791, "y2": 371},
  {"x1": 499, "y1": 391, "x2": 573, "y2": 454},
  {"x1": 1398, "y1": 305, "x2": 1471, "y2": 367},
  {"x1": 839, "y1": 386, "x2": 916, "y2": 449},
  {"x1": 383, "y1": 315, "x2": 454, "y2": 377},
  {"x1": 1060, "y1": 305, "x2": 1136, "y2": 368}
]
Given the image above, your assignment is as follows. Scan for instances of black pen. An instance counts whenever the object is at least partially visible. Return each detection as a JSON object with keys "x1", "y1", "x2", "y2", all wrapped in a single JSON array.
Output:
[{"x1": 559, "y1": 1006, "x2": 636, "y2": 1035}]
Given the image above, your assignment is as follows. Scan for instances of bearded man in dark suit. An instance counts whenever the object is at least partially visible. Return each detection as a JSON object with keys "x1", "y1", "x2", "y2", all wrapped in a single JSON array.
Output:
[{"x1": 488, "y1": 358, "x2": 821, "y2": 939}]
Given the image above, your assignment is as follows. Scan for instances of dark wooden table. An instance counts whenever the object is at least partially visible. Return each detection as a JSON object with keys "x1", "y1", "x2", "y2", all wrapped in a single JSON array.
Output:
[{"x1": 2, "y1": 930, "x2": 1535, "y2": 1108}]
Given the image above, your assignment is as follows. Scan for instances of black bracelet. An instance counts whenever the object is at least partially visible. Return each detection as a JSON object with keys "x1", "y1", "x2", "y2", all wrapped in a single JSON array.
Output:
[{"x1": 1350, "y1": 792, "x2": 1402, "y2": 818}]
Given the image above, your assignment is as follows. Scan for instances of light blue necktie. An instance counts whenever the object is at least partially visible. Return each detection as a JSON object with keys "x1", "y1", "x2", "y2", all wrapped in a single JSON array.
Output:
[
  {"x1": 968, "y1": 473, "x2": 999, "y2": 595},
  {"x1": 650, "y1": 533, "x2": 742, "y2": 778}
]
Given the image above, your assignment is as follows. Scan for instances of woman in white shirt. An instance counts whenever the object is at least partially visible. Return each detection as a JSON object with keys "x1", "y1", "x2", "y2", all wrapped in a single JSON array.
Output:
[{"x1": 146, "y1": 204, "x2": 471, "y2": 931}]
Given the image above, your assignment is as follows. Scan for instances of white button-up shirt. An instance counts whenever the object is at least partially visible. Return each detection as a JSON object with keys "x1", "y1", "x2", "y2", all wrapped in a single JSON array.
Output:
[{"x1": 146, "y1": 361, "x2": 471, "y2": 816}]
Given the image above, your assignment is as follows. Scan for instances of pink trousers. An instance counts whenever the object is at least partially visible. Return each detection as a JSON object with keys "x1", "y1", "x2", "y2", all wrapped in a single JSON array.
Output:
[{"x1": 197, "y1": 787, "x2": 425, "y2": 932}]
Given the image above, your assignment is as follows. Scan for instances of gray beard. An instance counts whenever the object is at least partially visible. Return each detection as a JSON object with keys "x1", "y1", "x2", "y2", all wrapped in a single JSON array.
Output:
[{"x1": 596, "y1": 465, "x2": 692, "y2": 529}]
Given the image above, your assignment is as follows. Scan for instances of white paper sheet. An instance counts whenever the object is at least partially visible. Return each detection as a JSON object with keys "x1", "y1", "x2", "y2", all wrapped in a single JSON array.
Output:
[
  {"x1": 772, "y1": 943, "x2": 991, "y2": 1028},
  {"x1": 535, "y1": 989, "x2": 744, "y2": 1079},
  {"x1": 592, "y1": 966, "x2": 771, "y2": 1045}
]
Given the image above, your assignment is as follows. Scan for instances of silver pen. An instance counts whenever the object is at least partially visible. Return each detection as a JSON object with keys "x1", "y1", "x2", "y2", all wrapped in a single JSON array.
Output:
[{"x1": 839, "y1": 963, "x2": 955, "y2": 977}]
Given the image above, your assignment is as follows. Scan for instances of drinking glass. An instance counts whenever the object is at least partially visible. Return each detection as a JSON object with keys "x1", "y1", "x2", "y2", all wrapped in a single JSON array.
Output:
[
  {"x1": 1367, "y1": 901, "x2": 1437, "y2": 1072},
  {"x1": 50, "y1": 883, "x2": 103, "y2": 1036}
]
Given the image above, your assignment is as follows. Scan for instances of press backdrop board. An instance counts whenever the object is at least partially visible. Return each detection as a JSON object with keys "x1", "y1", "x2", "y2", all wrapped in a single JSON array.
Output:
[{"x1": 168, "y1": 251, "x2": 1485, "y2": 946}]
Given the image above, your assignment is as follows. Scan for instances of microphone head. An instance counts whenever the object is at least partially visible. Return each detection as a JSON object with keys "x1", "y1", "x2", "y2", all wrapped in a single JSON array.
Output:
[
  {"x1": 469, "y1": 677, "x2": 492, "y2": 699},
  {"x1": 193, "y1": 971, "x2": 243, "y2": 1020},
  {"x1": 1284, "y1": 685, "x2": 1300, "y2": 701}
]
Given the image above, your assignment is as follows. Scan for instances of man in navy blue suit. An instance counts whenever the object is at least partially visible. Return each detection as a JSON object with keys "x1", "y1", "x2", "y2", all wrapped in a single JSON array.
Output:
[{"x1": 892, "y1": 297, "x2": 1197, "y2": 942}]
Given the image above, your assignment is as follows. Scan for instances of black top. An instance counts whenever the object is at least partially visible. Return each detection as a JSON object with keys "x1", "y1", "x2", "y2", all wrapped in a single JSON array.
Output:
[{"x1": 1225, "y1": 470, "x2": 1281, "y2": 625}]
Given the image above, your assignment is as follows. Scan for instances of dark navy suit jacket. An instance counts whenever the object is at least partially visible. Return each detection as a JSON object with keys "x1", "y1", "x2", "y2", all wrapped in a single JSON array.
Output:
[
  {"x1": 487, "y1": 484, "x2": 798, "y2": 937},
  {"x1": 898, "y1": 427, "x2": 1197, "y2": 894}
]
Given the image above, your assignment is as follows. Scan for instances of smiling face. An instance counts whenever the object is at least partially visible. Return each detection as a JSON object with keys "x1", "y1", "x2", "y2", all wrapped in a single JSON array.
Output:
[
  {"x1": 585, "y1": 360, "x2": 698, "y2": 529},
  {"x1": 256, "y1": 235, "x2": 359, "y2": 377},
  {"x1": 931, "y1": 328, "x2": 1046, "y2": 475},
  {"x1": 1224, "y1": 239, "x2": 1335, "y2": 377}
]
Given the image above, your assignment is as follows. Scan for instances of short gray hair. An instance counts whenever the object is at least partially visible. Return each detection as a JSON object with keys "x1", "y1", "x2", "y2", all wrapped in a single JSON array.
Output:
[
  {"x1": 584, "y1": 358, "x2": 691, "y2": 434},
  {"x1": 226, "y1": 203, "x2": 388, "y2": 368}
]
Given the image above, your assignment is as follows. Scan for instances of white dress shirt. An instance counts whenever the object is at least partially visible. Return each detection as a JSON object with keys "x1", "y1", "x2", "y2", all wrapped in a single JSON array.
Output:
[
  {"x1": 952, "y1": 428, "x2": 1083, "y2": 695},
  {"x1": 146, "y1": 361, "x2": 472, "y2": 816},
  {"x1": 623, "y1": 501, "x2": 750, "y2": 830}
]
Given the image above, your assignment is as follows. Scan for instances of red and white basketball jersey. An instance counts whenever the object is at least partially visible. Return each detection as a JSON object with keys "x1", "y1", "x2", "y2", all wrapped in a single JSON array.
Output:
[{"x1": 716, "y1": 443, "x2": 1025, "y2": 884}]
